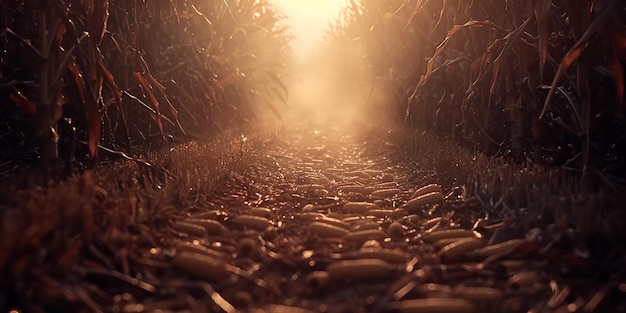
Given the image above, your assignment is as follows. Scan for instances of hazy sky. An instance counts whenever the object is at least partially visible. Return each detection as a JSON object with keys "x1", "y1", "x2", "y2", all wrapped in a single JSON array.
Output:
[{"x1": 272, "y1": 0, "x2": 350, "y2": 58}]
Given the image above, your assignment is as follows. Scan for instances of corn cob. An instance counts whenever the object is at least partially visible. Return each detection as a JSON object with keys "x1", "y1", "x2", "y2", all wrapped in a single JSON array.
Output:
[
  {"x1": 249, "y1": 207, "x2": 272, "y2": 218},
  {"x1": 184, "y1": 218, "x2": 225, "y2": 235},
  {"x1": 172, "y1": 222, "x2": 207, "y2": 237},
  {"x1": 302, "y1": 204, "x2": 316, "y2": 212},
  {"x1": 232, "y1": 215, "x2": 271, "y2": 231},
  {"x1": 403, "y1": 191, "x2": 444, "y2": 212},
  {"x1": 308, "y1": 222, "x2": 350, "y2": 238},
  {"x1": 373, "y1": 181, "x2": 397, "y2": 188},
  {"x1": 350, "y1": 221, "x2": 381, "y2": 232},
  {"x1": 371, "y1": 188, "x2": 402, "y2": 199},
  {"x1": 337, "y1": 185, "x2": 369, "y2": 194},
  {"x1": 343, "y1": 201, "x2": 379, "y2": 213},
  {"x1": 366, "y1": 209, "x2": 397, "y2": 218},
  {"x1": 342, "y1": 216, "x2": 377, "y2": 223},
  {"x1": 173, "y1": 251, "x2": 229, "y2": 281},
  {"x1": 422, "y1": 229, "x2": 475, "y2": 243},
  {"x1": 412, "y1": 184, "x2": 443, "y2": 198},
  {"x1": 316, "y1": 216, "x2": 351, "y2": 229},
  {"x1": 469, "y1": 239, "x2": 525, "y2": 258},
  {"x1": 343, "y1": 229, "x2": 387, "y2": 242},
  {"x1": 437, "y1": 238, "x2": 485, "y2": 263},
  {"x1": 295, "y1": 212, "x2": 324, "y2": 221},
  {"x1": 433, "y1": 237, "x2": 471, "y2": 249},
  {"x1": 327, "y1": 258, "x2": 393, "y2": 282}
]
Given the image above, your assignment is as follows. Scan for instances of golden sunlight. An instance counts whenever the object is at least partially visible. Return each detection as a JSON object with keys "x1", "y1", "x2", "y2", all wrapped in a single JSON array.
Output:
[{"x1": 272, "y1": 0, "x2": 350, "y2": 58}]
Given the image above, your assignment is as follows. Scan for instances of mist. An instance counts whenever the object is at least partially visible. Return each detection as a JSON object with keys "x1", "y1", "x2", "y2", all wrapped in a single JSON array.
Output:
[{"x1": 282, "y1": 40, "x2": 396, "y2": 134}]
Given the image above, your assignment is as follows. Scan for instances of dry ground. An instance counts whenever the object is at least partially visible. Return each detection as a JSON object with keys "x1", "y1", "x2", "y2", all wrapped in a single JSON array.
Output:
[{"x1": 2, "y1": 108, "x2": 624, "y2": 313}]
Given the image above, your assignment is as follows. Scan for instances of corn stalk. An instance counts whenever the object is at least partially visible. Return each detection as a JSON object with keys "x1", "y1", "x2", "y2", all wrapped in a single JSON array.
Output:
[
  {"x1": 329, "y1": 0, "x2": 626, "y2": 184},
  {"x1": 0, "y1": 0, "x2": 291, "y2": 177}
]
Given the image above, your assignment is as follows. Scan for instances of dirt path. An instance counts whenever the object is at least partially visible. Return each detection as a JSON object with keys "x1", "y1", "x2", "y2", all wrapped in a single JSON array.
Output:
[
  {"x1": 150, "y1": 111, "x2": 606, "y2": 313},
  {"x1": 9, "y1": 111, "x2": 620, "y2": 312}
]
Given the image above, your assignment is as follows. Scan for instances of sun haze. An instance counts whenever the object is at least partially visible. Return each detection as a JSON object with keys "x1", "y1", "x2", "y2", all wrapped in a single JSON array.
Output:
[
  {"x1": 272, "y1": 0, "x2": 349, "y2": 58},
  {"x1": 270, "y1": 0, "x2": 379, "y2": 130}
]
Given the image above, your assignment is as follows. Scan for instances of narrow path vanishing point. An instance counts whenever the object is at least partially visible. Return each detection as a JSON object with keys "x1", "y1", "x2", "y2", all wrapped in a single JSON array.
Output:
[{"x1": 160, "y1": 110, "x2": 588, "y2": 313}]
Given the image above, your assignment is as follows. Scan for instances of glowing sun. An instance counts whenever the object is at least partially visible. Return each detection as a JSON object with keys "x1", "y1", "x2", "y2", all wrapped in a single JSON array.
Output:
[{"x1": 272, "y1": 0, "x2": 350, "y2": 58}]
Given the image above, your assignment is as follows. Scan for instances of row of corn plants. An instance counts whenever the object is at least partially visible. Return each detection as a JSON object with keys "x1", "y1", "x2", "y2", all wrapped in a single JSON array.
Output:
[
  {"x1": 326, "y1": 0, "x2": 626, "y2": 185},
  {"x1": 0, "y1": 0, "x2": 290, "y2": 178}
]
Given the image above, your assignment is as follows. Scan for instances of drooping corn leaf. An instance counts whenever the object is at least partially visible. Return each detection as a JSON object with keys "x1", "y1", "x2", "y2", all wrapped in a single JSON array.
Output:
[{"x1": 540, "y1": 0, "x2": 620, "y2": 119}]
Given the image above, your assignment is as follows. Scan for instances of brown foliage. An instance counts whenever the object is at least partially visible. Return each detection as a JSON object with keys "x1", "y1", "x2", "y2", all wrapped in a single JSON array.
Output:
[
  {"x1": 329, "y1": 0, "x2": 626, "y2": 185},
  {"x1": 0, "y1": 0, "x2": 291, "y2": 177}
]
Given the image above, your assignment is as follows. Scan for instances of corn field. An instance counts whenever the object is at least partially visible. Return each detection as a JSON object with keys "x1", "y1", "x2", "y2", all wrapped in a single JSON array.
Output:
[
  {"x1": 0, "y1": 0, "x2": 290, "y2": 178},
  {"x1": 327, "y1": 0, "x2": 626, "y2": 185},
  {"x1": 2, "y1": 1, "x2": 626, "y2": 311}
]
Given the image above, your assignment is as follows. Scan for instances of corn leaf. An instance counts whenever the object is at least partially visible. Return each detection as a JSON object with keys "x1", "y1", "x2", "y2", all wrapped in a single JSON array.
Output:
[{"x1": 540, "y1": 0, "x2": 620, "y2": 119}]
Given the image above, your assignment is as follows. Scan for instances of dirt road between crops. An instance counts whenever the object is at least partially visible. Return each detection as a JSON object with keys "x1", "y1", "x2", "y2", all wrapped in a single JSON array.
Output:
[
  {"x1": 7, "y1": 108, "x2": 617, "y2": 313},
  {"x1": 136, "y1": 108, "x2": 621, "y2": 313}
]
